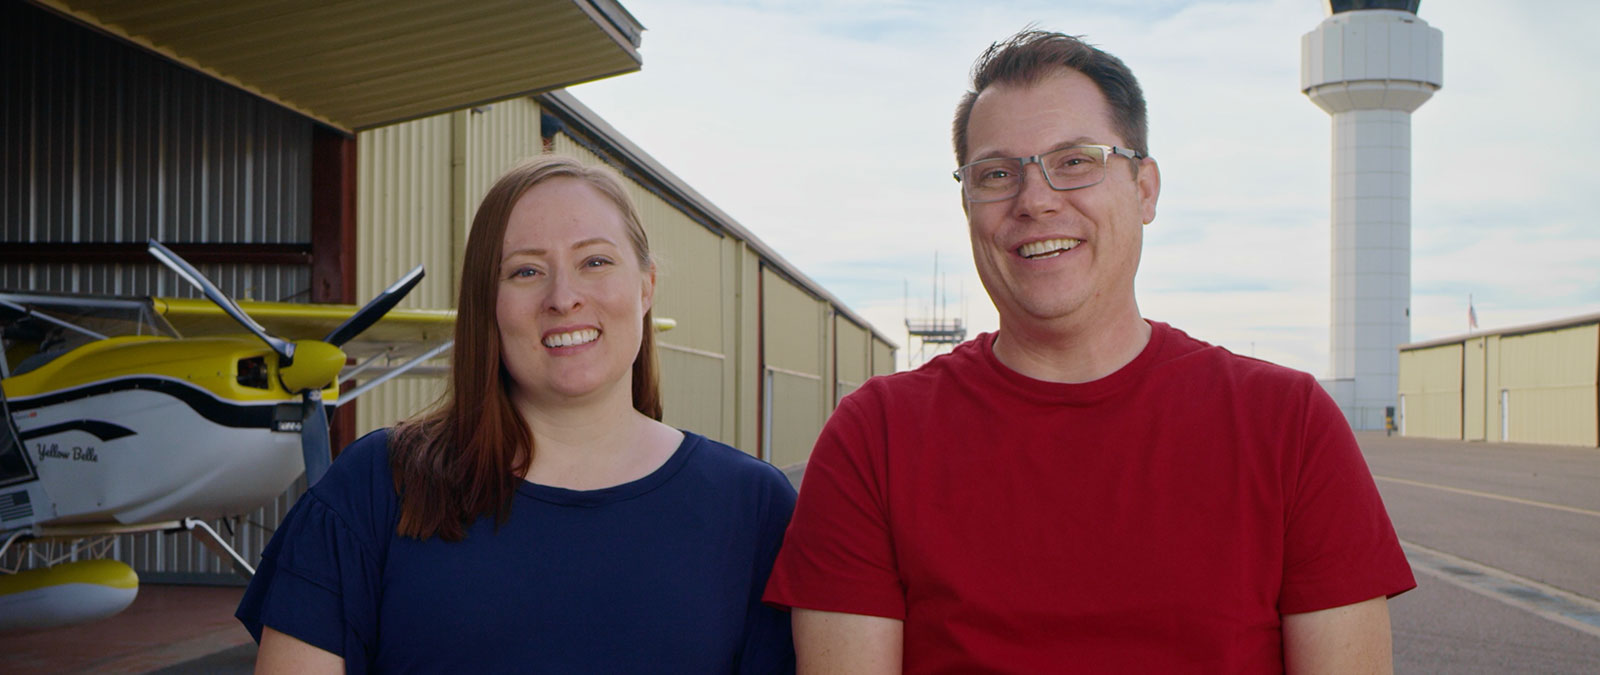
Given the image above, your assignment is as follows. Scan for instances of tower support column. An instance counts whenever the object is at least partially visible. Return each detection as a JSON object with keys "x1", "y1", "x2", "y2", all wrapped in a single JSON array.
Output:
[{"x1": 1302, "y1": 6, "x2": 1441, "y2": 429}]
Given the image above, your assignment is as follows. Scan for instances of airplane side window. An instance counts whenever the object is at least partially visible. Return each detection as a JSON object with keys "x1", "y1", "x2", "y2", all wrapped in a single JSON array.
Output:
[{"x1": 0, "y1": 389, "x2": 36, "y2": 486}]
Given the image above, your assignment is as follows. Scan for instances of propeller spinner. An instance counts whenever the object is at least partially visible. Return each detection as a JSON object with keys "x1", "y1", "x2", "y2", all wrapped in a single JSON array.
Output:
[{"x1": 146, "y1": 240, "x2": 424, "y2": 486}]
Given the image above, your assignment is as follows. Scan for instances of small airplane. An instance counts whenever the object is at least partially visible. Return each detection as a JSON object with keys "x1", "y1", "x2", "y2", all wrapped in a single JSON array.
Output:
[{"x1": 0, "y1": 241, "x2": 455, "y2": 632}]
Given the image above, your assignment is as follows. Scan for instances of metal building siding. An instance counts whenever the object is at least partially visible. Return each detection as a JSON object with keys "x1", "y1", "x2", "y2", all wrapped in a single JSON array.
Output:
[
  {"x1": 460, "y1": 100, "x2": 547, "y2": 250},
  {"x1": 353, "y1": 114, "x2": 456, "y2": 436},
  {"x1": 1397, "y1": 343, "x2": 1462, "y2": 439},
  {"x1": 1464, "y1": 337, "x2": 1487, "y2": 441},
  {"x1": 648, "y1": 212, "x2": 730, "y2": 439},
  {"x1": 731, "y1": 241, "x2": 762, "y2": 453},
  {"x1": 835, "y1": 316, "x2": 869, "y2": 402},
  {"x1": 872, "y1": 338, "x2": 895, "y2": 377},
  {"x1": 1485, "y1": 336, "x2": 1504, "y2": 443},
  {"x1": 4, "y1": 2, "x2": 313, "y2": 246},
  {"x1": 762, "y1": 267, "x2": 826, "y2": 469},
  {"x1": 1498, "y1": 323, "x2": 1599, "y2": 446},
  {"x1": 641, "y1": 196, "x2": 726, "y2": 355},
  {"x1": 762, "y1": 270, "x2": 823, "y2": 377}
]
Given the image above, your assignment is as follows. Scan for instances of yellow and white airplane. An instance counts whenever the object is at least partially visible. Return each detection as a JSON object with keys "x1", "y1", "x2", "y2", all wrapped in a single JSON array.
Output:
[{"x1": 0, "y1": 241, "x2": 454, "y2": 632}]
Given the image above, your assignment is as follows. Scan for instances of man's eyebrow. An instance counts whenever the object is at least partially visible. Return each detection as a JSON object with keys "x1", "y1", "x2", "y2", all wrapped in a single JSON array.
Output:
[{"x1": 972, "y1": 136, "x2": 1100, "y2": 162}]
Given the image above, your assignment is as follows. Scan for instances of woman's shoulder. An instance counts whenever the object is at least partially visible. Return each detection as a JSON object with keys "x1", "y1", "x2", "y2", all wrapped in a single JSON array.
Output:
[
  {"x1": 679, "y1": 431, "x2": 796, "y2": 495},
  {"x1": 301, "y1": 428, "x2": 402, "y2": 535}
]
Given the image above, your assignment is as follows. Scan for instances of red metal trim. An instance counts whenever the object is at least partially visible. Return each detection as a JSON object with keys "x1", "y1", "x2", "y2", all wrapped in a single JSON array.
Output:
[
  {"x1": 311, "y1": 125, "x2": 359, "y2": 453},
  {"x1": 756, "y1": 264, "x2": 765, "y2": 462}
]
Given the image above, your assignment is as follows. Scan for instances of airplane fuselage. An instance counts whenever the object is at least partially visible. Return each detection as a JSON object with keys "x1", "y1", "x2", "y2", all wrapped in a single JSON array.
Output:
[{"x1": 2, "y1": 335, "x2": 335, "y2": 531}]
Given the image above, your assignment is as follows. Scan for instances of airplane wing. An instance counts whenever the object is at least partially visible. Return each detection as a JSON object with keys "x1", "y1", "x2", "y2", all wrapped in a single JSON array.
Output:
[{"x1": 154, "y1": 297, "x2": 456, "y2": 379}]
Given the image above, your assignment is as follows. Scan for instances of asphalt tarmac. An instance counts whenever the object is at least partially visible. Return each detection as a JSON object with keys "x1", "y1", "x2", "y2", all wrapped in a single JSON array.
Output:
[{"x1": 2, "y1": 431, "x2": 1596, "y2": 673}]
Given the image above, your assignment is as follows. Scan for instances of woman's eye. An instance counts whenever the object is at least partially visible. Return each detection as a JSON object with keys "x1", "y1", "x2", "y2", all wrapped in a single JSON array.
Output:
[
  {"x1": 510, "y1": 267, "x2": 541, "y2": 279},
  {"x1": 584, "y1": 257, "x2": 614, "y2": 268}
]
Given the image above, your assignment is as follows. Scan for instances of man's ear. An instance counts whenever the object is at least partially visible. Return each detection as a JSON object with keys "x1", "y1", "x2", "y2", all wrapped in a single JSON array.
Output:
[{"x1": 1137, "y1": 157, "x2": 1160, "y2": 225}]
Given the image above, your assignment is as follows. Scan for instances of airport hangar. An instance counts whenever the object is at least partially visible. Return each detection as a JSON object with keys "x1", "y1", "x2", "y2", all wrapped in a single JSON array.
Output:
[
  {"x1": 1398, "y1": 312, "x2": 1600, "y2": 448},
  {"x1": 2, "y1": 0, "x2": 895, "y2": 583}
]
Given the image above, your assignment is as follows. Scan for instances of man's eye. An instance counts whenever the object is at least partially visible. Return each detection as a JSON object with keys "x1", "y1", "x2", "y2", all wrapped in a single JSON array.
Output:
[{"x1": 979, "y1": 168, "x2": 1012, "y2": 181}]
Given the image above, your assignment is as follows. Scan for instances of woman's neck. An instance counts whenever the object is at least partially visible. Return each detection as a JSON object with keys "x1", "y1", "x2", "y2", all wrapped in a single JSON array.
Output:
[{"x1": 517, "y1": 382, "x2": 681, "y2": 490}]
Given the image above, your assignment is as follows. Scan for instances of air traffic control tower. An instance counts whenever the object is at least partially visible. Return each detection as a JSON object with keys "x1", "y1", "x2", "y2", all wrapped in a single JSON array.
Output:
[{"x1": 1302, "y1": 1, "x2": 1441, "y2": 430}]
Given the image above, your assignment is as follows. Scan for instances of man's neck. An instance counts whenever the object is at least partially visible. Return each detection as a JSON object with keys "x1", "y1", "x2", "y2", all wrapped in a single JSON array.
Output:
[{"x1": 991, "y1": 306, "x2": 1151, "y2": 384}]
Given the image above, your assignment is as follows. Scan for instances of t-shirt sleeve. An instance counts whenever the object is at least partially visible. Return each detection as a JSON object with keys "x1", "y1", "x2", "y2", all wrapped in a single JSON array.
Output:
[
  {"x1": 738, "y1": 466, "x2": 798, "y2": 675},
  {"x1": 1279, "y1": 376, "x2": 1417, "y2": 614},
  {"x1": 235, "y1": 434, "x2": 391, "y2": 672},
  {"x1": 763, "y1": 389, "x2": 905, "y2": 620}
]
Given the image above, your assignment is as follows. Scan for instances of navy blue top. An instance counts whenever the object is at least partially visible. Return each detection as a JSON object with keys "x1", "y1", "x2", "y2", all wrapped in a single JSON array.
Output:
[{"x1": 237, "y1": 429, "x2": 797, "y2": 674}]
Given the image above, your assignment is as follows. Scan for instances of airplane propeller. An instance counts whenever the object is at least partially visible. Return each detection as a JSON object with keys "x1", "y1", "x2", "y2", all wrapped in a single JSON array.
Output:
[{"x1": 146, "y1": 240, "x2": 425, "y2": 487}]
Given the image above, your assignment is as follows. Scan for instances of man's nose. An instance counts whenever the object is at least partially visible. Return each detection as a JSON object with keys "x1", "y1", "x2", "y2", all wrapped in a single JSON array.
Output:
[{"x1": 1013, "y1": 160, "x2": 1061, "y2": 216}]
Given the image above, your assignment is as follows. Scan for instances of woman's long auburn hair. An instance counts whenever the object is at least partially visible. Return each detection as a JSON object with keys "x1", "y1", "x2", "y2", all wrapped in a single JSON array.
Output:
[{"x1": 390, "y1": 154, "x2": 662, "y2": 541}]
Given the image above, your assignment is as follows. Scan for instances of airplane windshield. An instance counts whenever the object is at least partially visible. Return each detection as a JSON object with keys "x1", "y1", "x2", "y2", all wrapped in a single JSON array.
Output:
[{"x1": 1, "y1": 294, "x2": 178, "y2": 378}]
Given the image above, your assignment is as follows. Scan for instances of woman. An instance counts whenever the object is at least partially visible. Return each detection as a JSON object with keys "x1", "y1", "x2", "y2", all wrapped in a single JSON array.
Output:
[{"x1": 237, "y1": 155, "x2": 797, "y2": 673}]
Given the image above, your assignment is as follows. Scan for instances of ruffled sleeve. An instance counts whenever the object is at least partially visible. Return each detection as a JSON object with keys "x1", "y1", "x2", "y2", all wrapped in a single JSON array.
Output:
[{"x1": 236, "y1": 430, "x2": 395, "y2": 674}]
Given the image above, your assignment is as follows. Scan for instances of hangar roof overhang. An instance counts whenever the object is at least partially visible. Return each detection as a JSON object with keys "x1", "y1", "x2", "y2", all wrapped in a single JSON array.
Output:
[{"x1": 32, "y1": 0, "x2": 644, "y2": 133}]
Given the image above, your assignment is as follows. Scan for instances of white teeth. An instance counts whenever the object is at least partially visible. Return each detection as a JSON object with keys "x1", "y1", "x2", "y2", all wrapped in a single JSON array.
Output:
[
  {"x1": 1019, "y1": 238, "x2": 1082, "y2": 259},
  {"x1": 542, "y1": 328, "x2": 600, "y2": 348}
]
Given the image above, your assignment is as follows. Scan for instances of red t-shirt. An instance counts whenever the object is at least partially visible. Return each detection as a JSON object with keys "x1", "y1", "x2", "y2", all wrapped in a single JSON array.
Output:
[{"x1": 764, "y1": 322, "x2": 1415, "y2": 673}]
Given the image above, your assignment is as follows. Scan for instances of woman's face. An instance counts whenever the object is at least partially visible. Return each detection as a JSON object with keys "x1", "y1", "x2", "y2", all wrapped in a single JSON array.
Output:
[{"x1": 495, "y1": 177, "x2": 653, "y2": 410}]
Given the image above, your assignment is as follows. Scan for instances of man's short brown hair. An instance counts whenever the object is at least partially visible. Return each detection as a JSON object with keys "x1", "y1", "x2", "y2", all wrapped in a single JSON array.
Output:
[{"x1": 952, "y1": 30, "x2": 1149, "y2": 166}]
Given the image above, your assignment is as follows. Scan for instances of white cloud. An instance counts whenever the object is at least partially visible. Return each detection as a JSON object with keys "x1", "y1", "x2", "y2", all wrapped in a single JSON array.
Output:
[{"x1": 573, "y1": 0, "x2": 1599, "y2": 374}]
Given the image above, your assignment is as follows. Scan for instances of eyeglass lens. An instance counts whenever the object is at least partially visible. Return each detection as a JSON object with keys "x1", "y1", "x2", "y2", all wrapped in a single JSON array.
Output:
[{"x1": 962, "y1": 145, "x2": 1108, "y2": 202}]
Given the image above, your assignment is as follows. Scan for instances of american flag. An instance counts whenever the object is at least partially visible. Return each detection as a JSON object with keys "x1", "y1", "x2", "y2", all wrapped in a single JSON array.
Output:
[{"x1": 0, "y1": 490, "x2": 31, "y2": 522}]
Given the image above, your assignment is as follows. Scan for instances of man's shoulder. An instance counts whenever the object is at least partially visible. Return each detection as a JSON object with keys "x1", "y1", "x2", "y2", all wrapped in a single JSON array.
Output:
[
  {"x1": 851, "y1": 334, "x2": 989, "y2": 398},
  {"x1": 1154, "y1": 321, "x2": 1317, "y2": 389}
]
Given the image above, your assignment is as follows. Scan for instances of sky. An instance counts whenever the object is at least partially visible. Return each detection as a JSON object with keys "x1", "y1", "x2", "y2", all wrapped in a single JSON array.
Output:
[{"x1": 571, "y1": 0, "x2": 1600, "y2": 374}]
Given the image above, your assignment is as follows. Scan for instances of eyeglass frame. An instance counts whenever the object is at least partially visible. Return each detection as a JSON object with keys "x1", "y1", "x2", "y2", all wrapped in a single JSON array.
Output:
[{"x1": 952, "y1": 144, "x2": 1145, "y2": 204}]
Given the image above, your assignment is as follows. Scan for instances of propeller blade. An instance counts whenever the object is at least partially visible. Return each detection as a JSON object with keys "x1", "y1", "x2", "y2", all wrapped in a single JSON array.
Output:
[
  {"x1": 300, "y1": 388, "x2": 332, "y2": 487},
  {"x1": 147, "y1": 240, "x2": 294, "y2": 363},
  {"x1": 323, "y1": 265, "x2": 425, "y2": 347}
]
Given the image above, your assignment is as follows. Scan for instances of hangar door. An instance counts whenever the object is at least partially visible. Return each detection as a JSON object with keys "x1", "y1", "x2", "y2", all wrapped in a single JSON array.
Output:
[{"x1": 762, "y1": 267, "x2": 827, "y2": 469}]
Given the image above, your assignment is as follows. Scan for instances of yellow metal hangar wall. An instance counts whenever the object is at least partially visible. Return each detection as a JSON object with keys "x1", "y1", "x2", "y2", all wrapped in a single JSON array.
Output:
[
  {"x1": 1397, "y1": 312, "x2": 1600, "y2": 447},
  {"x1": 2, "y1": 0, "x2": 648, "y2": 582},
  {"x1": 353, "y1": 90, "x2": 899, "y2": 470}
]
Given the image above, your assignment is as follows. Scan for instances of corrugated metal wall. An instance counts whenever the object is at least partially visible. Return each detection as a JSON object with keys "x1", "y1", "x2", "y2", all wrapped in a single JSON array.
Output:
[
  {"x1": 1397, "y1": 343, "x2": 1461, "y2": 439},
  {"x1": 352, "y1": 115, "x2": 455, "y2": 435},
  {"x1": 1484, "y1": 336, "x2": 1503, "y2": 443},
  {"x1": 1, "y1": 3, "x2": 315, "y2": 581},
  {"x1": 763, "y1": 267, "x2": 828, "y2": 469},
  {"x1": 873, "y1": 338, "x2": 895, "y2": 377},
  {"x1": 1499, "y1": 323, "x2": 1598, "y2": 447},
  {"x1": 1464, "y1": 337, "x2": 1487, "y2": 441},
  {"x1": 1399, "y1": 319, "x2": 1598, "y2": 447},
  {"x1": 835, "y1": 316, "x2": 869, "y2": 403},
  {"x1": 3, "y1": 2, "x2": 312, "y2": 248}
]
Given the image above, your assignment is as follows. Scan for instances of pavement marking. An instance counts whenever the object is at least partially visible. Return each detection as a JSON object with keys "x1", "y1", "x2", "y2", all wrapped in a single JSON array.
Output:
[
  {"x1": 1374, "y1": 475, "x2": 1600, "y2": 519},
  {"x1": 1401, "y1": 539, "x2": 1600, "y2": 640}
]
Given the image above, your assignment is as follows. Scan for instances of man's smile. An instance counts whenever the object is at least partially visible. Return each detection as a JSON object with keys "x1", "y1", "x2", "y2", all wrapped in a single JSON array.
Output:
[{"x1": 1017, "y1": 237, "x2": 1082, "y2": 260}]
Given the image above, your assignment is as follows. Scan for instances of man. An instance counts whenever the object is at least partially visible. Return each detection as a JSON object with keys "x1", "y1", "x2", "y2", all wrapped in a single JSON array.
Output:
[{"x1": 763, "y1": 30, "x2": 1414, "y2": 673}]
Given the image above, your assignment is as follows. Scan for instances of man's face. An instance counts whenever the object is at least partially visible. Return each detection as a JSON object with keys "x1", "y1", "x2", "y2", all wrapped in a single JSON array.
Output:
[{"x1": 962, "y1": 68, "x2": 1159, "y2": 332}]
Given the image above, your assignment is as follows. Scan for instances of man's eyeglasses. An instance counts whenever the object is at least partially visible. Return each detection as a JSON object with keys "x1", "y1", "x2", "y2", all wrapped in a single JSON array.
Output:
[{"x1": 953, "y1": 144, "x2": 1144, "y2": 203}]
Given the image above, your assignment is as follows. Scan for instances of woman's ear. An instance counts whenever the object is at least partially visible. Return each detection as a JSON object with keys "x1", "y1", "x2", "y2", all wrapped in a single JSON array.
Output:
[{"x1": 641, "y1": 261, "x2": 656, "y2": 313}]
